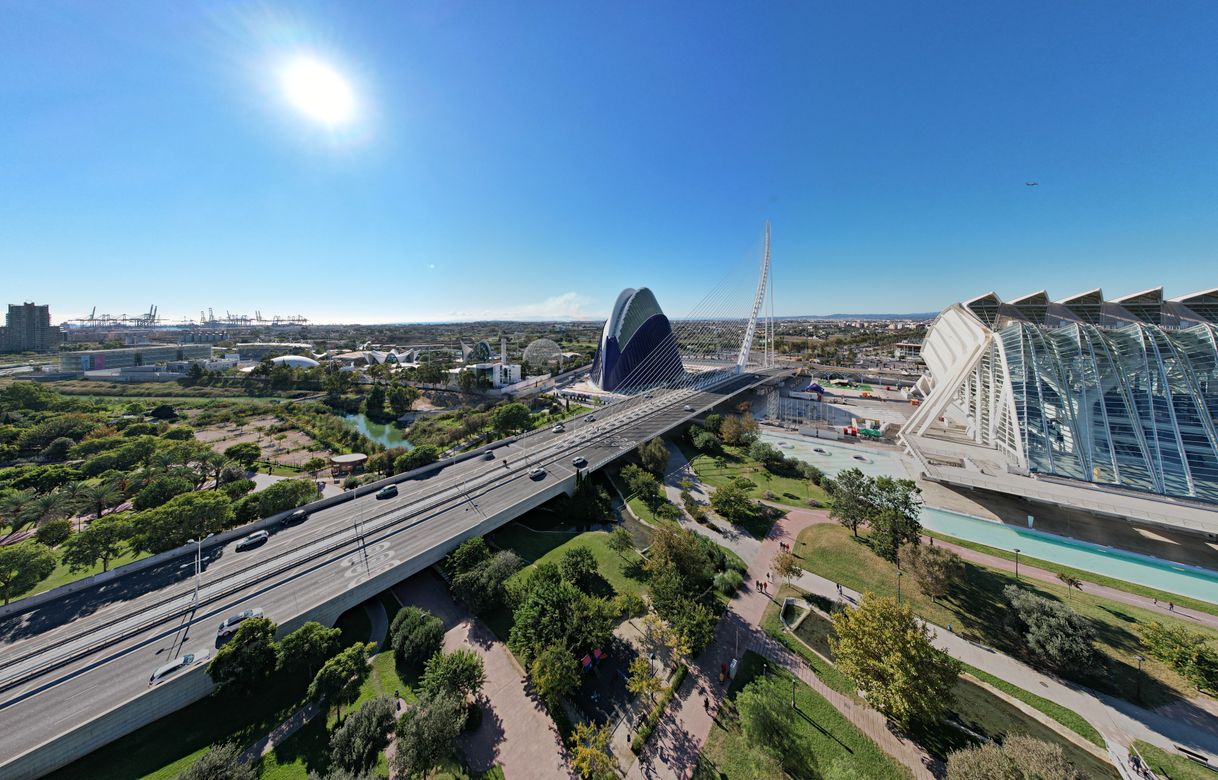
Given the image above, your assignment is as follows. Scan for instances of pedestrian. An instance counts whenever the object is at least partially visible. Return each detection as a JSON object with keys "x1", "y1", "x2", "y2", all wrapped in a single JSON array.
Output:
[
  {"x1": 1169, "y1": 601, "x2": 1175, "y2": 612},
  {"x1": 1153, "y1": 598, "x2": 1158, "y2": 606},
  {"x1": 703, "y1": 696, "x2": 710, "y2": 712}
]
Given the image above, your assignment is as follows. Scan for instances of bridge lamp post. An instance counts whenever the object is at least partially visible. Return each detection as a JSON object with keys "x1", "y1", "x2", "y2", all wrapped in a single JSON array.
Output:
[
  {"x1": 1014, "y1": 548, "x2": 1021, "y2": 581},
  {"x1": 185, "y1": 533, "x2": 213, "y2": 606}
]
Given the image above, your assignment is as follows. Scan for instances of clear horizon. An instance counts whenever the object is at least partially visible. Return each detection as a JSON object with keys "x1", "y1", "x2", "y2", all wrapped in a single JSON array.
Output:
[{"x1": 4, "y1": 2, "x2": 1217, "y2": 323}]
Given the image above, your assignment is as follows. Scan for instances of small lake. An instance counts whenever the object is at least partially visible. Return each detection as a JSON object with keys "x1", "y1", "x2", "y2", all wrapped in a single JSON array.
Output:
[{"x1": 343, "y1": 413, "x2": 414, "y2": 450}]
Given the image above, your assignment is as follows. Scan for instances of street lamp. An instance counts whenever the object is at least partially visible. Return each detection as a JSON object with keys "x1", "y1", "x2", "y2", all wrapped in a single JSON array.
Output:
[
  {"x1": 1136, "y1": 654, "x2": 1145, "y2": 703},
  {"x1": 185, "y1": 533, "x2": 214, "y2": 605},
  {"x1": 1014, "y1": 548, "x2": 1021, "y2": 581}
]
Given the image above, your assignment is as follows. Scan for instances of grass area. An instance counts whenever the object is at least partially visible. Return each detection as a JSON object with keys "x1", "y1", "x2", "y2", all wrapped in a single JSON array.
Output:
[
  {"x1": 961, "y1": 663, "x2": 1105, "y2": 748},
  {"x1": 759, "y1": 588, "x2": 856, "y2": 696},
  {"x1": 796, "y1": 522, "x2": 1218, "y2": 707},
  {"x1": 30, "y1": 547, "x2": 149, "y2": 597},
  {"x1": 1133, "y1": 740, "x2": 1216, "y2": 780},
  {"x1": 526, "y1": 530, "x2": 649, "y2": 599},
  {"x1": 680, "y1": 442, "x2": 832, "y2": 511},
  {"x1": 924, "y1": 529, "x2": 1218, "y2": 618},
  {"x1": 46, "y1": 668, "x2": 309, "y2": 780},
  {"x1": 700, "y1": 651, "x2": 910, "y2": 780}
]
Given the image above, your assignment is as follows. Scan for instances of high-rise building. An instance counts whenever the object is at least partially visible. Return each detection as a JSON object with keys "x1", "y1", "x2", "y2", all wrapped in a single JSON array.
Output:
[{"x1": 0, "y1": 302, "x2": 55, "y2": 353}]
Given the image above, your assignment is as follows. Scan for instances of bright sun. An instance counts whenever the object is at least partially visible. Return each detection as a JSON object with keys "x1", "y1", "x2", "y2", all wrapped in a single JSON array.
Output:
[{"x1": 279, "y1": 57, "x2": 355, "y2": 126}]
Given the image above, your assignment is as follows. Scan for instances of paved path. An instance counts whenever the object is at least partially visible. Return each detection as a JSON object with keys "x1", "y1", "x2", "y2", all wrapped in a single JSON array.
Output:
[
  {"x1": 392, "y1": 573, "x2": 573, "y2": 780},
  {"x1": 923, "y1": 533, "x2": 1218, "y2": 632}
]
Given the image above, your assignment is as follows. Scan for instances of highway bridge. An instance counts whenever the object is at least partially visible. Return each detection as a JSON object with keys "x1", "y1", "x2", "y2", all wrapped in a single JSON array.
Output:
[{"x1": 0, "y1": 369, "x2": 786, "y2": 779}]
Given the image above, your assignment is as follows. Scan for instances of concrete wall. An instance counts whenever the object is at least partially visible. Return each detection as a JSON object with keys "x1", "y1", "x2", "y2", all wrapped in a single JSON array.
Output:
[{"x1": 2, "y1": 472, "x2": 577, "y2": 780}]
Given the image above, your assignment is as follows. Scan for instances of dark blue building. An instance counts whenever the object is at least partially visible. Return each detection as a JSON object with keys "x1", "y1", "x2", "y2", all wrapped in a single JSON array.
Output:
[{"x1": 592, "y1": 287, "x2": 683, "y2": 392}]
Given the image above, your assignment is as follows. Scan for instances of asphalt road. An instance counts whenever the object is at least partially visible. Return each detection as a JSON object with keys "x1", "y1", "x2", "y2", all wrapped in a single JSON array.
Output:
[{"x1": 0, "y1": 370, "x2": 780, "y2": 773}]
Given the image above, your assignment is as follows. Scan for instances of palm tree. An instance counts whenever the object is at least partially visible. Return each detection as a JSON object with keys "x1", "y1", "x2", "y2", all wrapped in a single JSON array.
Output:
[
  {"x1": 1056, "y1": 572, "x2": 1083, "y2": 601},
  {"x1": 0, "y1": 489, "x2": 36, "y2": 537},
  {"x1": 26, "y1": 492, "x2": 66, "y2": 528},
  {"x1": 80, "y1": 481, "x2": 121, "y2": 525},
  {"x1": 200, "y1": 451, "x2": 230, "y2": 489},
  {"x1": 58, "y1": 481, "x2": 87, "y2": 531}
]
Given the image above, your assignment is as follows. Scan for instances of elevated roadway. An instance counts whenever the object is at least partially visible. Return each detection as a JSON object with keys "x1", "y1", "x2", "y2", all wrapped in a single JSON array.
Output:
[{"x1": 0, "y1": 369, "x2": 785, "y2": 779}]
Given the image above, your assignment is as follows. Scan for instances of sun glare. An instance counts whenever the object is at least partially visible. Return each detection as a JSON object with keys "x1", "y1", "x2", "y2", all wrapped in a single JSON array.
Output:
[{"x1": 279, "y1": 56, "x2": 355, "y2": 126}]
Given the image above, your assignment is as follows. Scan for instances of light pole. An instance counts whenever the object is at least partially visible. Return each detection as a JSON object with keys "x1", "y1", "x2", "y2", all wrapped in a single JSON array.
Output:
[
  {"x1": 185, "y1": 533, "x2": 213, "y2": 606},
  {"x1": 1014, "y1": 548, "x2": 1021, "y2": 581},
  {"x1": 791, "y1": 678, "x2": 796, "y2": 710}
]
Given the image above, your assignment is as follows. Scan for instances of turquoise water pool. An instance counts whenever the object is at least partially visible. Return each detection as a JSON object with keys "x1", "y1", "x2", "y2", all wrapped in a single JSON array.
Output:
[{"x1": 920, "y1": 507, "x2": 1218, "y2": 604}]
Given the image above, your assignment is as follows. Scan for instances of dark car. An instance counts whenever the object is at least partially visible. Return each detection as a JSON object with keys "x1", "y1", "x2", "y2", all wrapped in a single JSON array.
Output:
[
  {"x1": 376, "y1": 484, "x2": 398, "y2": 500},
  {"x1": 571, "y1": 456, "x2": 588, "y2": 468},
  {"x1": 281, "y1": 508, "x2": 309, "y2": 527}
]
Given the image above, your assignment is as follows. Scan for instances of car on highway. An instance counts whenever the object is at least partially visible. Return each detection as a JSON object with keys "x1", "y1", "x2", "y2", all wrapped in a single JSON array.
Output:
[
  {"x1": 149, "y1": 647, "x2": 210, "y2": 686},
  {"x1": 571, "y1": 456, "x2": 587, "y2": 468},
  {"x1": 217, "y1": 608, "x2": 264, "y2": 638},
  {"x1": 552, "y1": 423, "x2": 565, "y2": 433},
  {"x1": 683, "y1": 404, "x2": 693, "y2": 411},
  {"x1": 587, "y1": 415, "x2": 596, "y2": 422},
  {"x1": 483, "y1": 449, "x2": 495, "y2": 460},
  {"x1": 529, "y1": 467, "x2": 546, "y2": 480},
  {"x1": 376, "y1": 484, "x2": 398, "y2": 500},
  {"x1": 281, "y1": 508, "x2": 309, "y2": 527},
  {"x1": 235, "y1": 530, "x2": 269, "y2": 551}
]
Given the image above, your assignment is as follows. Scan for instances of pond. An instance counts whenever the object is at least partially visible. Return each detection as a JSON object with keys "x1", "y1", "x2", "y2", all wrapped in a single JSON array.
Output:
[{"x1": 343, "y1": 413, "x2": 414, "y2": 450}]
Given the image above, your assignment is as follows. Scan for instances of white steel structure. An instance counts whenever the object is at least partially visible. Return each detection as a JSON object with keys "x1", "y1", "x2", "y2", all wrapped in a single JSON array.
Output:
[{"x1": 903, "y1": 287, "x2": 1218, "y2": 503}]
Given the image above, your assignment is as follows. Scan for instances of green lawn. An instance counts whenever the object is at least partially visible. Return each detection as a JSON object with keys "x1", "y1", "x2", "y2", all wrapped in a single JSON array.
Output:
[
  {"x1": 30, "y1": 547, "x2": 150, "y2": 598},
  {"x1": 700, "y1": 651, "x2": 910, "y2": 780},
  {"x1": 796, "y1": 523, "x2": 1218, "y2": 707},
  {"x1": 680, "y1": 442, "x2": 832, "y2": 510},
  {"x1": 1133, "y1": 740, "x2": 1216, "y2": 780},
  {"x1": 923, "y1": 530, "x2": 1218, "y2": 618}
]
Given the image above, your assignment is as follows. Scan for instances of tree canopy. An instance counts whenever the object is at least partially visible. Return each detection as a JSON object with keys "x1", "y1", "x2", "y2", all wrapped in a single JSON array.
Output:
[
  {"x1": 0, "y1": 542, "x2": 56, "y2": 604},
  {"x1": 208, "y1": 617, "x2": 281, "y2": 696}
]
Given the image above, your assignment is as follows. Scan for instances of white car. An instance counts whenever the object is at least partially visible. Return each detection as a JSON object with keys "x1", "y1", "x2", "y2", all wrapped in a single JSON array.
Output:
[
  {"x1": 217, "y1": 608, "x2": 264, "y2": 637},
  {"x1": 552, "y1": 423, "x2": 565, "y2": 433},
  {"x1": 235, "y1": 530, "x2": 269, "y2": 551},
  {"x1": 529, "y1": 467, "x2": 546, "y2": 480},
  {"x1": 683, "y1": 404, "x2": 693, "y2": 412},
  {"x1": 149, "y1": 647, "x2": 210, "y2": 685}
]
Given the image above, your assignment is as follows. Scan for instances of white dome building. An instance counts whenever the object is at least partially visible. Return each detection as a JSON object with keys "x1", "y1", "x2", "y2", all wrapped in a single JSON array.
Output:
[{"x1": 270, "y1": 355, "x2": 320, "y2": 369}]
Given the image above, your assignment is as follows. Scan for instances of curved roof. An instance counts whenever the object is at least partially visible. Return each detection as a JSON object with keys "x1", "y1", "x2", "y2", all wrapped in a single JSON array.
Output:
[
  {"x1": 330, "y1": 453, "x2": 368, "y2": 464},
  {"x1": 593, "y1": 286, "x2": 682, "y2": 392},
  {"x1": 270, "y1": 355, "x2": 319, "y2": 368}
]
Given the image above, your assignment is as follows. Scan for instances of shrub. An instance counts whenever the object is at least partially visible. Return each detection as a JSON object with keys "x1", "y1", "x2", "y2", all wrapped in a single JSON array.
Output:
[
  {"x1": 35, "y1": 518, "x2": 72, "y2": 548},
  {"x1": 713, "y1": 569, "x2": 743, "y2": 595},
  {"x1": 613, "y1": 591, "x2": 648, "y2": 619}
]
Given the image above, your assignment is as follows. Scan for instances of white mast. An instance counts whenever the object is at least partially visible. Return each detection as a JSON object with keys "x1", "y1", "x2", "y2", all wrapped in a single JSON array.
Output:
[{"x1": 736, "y1": 221, "x2": 771, "y2": 372}]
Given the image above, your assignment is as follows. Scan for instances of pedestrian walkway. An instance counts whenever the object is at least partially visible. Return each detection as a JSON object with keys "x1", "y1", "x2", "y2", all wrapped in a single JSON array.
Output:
[
  {"x1": 923, "y1": 533, "x2": 1218, "y2": 632},
  {"x1": 240, "y1": 701, "x2": 320, "y2": 763}
]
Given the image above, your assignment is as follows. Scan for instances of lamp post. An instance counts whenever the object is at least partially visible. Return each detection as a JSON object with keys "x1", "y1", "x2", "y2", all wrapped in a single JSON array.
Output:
[
  {"x1": 1136, "y1": 655, "x2": 1145, "y2": 703},
  {"x1": 1014, "y1": 548, "x2": 1021, "y2": 581},
  {"x1": 185, "y1": 533, "x2": 214, "y2": 606}
]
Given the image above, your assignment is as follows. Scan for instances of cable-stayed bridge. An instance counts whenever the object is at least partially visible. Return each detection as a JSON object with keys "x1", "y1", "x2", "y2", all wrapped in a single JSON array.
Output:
[{"x1": 0, "y1": 227, "x2": 784, "y2": 780}]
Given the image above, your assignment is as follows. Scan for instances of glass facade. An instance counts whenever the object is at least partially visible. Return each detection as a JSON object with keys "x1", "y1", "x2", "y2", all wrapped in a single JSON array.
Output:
[{"x1": 989, "y1": 322, "x2": 1218, "y2": 502}]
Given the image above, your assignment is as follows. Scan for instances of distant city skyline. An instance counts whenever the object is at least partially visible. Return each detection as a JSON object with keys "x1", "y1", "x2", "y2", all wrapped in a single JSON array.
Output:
[{"x1": 4, "y1": 2, "x2": 1217, "y2": 323}]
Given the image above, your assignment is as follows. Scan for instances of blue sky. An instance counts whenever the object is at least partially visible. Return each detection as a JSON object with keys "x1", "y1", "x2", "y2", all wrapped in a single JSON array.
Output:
[{"x1": 2, "y1": 2, "x2": 1216, "y2": 323}]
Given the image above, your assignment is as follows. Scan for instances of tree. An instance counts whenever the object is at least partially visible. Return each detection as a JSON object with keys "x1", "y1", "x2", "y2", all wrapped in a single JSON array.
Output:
[
  {"x1": 393, "y1": 691, "x2": 465, "y2": 778},
  {"x1": 946, "y1": 734, "x2": 1086, "y2": 780},
  {"x1": 608, "y1": 526, "x2": 633, "y2": 559},
  {"x1": 899, "y1": 544, "x2": 963, "y2": 602},
  {"x1": 645, "y1": 526, "x2": 713, "y2": 594},
  {"x1": 446, "y1": 536, "x2": 491, "y2": 574},
  {"x1": 35, "y1": 517, "x2": 72, "y2": 547},
  {"x1": 224, "y1": 442, "x2": 261, "y2": 469},
  {"x1": 831, "y1": 593, "x2": 961, "y2": 727},
  {"x1": 329, "y1": 695, "x2": 395, "y2": 775},
  {"x1": 80, "y1": 480, "x2": 121, "y2": 520},
  {"x1": 421, "y1": 648, "x2": 485, "y2": 700},
  {"x1": 60, "y1": 515, "x2": 131, "y2": 572},
  {"x1": 364, "y1": 385, "x2": 386, "y2": 417},
  {"x1": 490, "y1": 402, "x2": 531, "y2": 434},
  {"x1": 451, "y1": 549, "x2": 523, "y2": 614},
  {"x1": 386, "y1": 383, "x2": 419, "y2": 417},
  {"x1": 208, "y1": 617, "x2": 280, "y2": 695},
  {"x1": 669, "y1": 599, "x2": 717, "y2": 653},
  {"x1": 393, "y1": 445, "x2": 439, "y2": 474},
  {"x1": 390, "y1": 606, "x2": 445, "y2": 670},
  {"x1": 509, "y1": 578, "x2": 609, "y2": 666},
  {"x1": 829, "y1": 468, "x2": 874, "y2": 538},
  {"x1": 869, "y1": 477, "x2": 923, "y2": 563},
  {"x1": 772, "y1": 549, "x2": 803, "y2": 587},
  {"x1": 559, "y1": 546, "x2": 599, "y2": 592},
  {"x1": 149, "y1": 403, "x2": 177, "y2": 420},
  {"x1": 1056, "y1": 571, "x2": 1083, "y2": 600},
  {"x1": 620, "y1": 464, "x2": 661, "y2": 502},
  {"x1": 627, "y1": 655, "x2": 663, "y2": 703},
  {"x1": 1003, "y1": 586, "x2": 1097, "y2": 675},
  {"x1": 709, "y1": 480, "x2": 754, "y2": 524},
  {"x1": 133, "y1": 474, "x2": 194, "y2": 511},
  {"x1": 719, "y1": 413, "x2": 759, "y2": 446},
  {"x1": 177, "y1": 741, "x2": 257, "y2": 780},
  {"x1": 0, "y1": 543, "x2": 56, "y2": 604},
  {"x1": 308, "y1": 642, "x2": 375, "y2": 719},
  {"x1": 40, "y1": 436, "x2": 75, "y2": 463},
  {"x1": 737, "y1": 675, "x2": 813, "y2": 774},
  {"x1": 638, "y1": 437, "x2": 669, "y2": 476},
  {"x1": 256, "y1": 479, "x2": 318, "y2": 518},
  {"x1": 530, "y1": 643, "x2": 580, "y2": 708},
  {"x1": 1140, "y1": 621, "x2": 1218, "y2": 693},
  {"x1": 129, "y1": 491, "x2": 234, "y2": 554},
  {"x1": 302, "y1": 457, "x2": 328, "y2": 478},
  {"x1": 570, "y1": 720, "x2": 618, "y2": 780},
  {"x1": 280, "y1": 621, "x2": 342, "y2": 680},
  {"x1": 690, "y1": 426, "x2": 721, "y2": 453}
]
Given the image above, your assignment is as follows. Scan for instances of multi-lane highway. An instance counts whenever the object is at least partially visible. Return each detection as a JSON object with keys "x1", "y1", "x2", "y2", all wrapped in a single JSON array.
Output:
[{"x1": 0, "y1": 370, "x2": 782, "y2": 779}]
